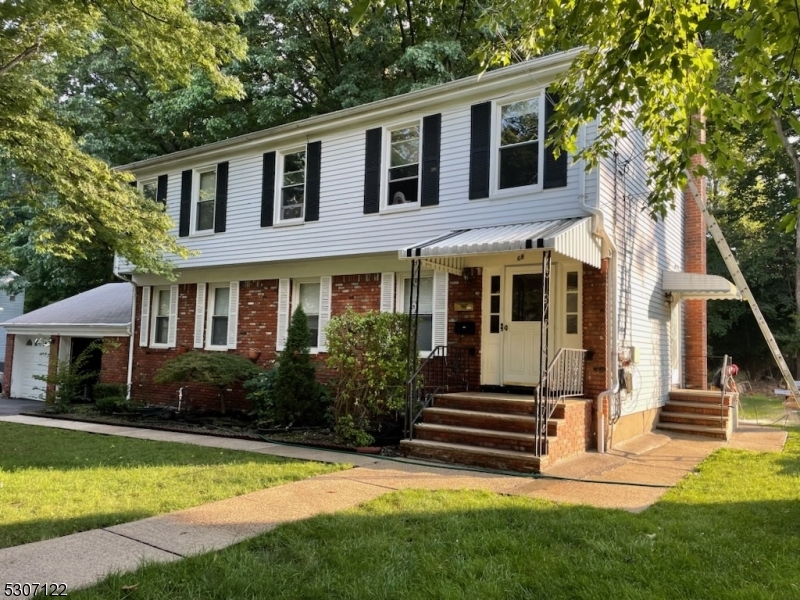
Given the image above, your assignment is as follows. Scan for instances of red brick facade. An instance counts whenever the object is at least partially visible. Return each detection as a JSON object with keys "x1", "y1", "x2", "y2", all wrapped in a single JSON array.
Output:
[
  {"x1": 99, "y1": 337, "x2": 131, "y2": 385},
  {"x1": 582, "y1": 260, "x2": 610, "y2": 400},
  {"x1": 2, "y1": 334, "x2": 13, "y2": 398},
  {"x1": 547, "y1": 399, "x2": 594, "y2": 463},
  {"x1": 684, "y1": 155, "x2": 708, "y2": 388},
  {"x1": 447, "y1": 269, "x2": 482, "y2": 390}
]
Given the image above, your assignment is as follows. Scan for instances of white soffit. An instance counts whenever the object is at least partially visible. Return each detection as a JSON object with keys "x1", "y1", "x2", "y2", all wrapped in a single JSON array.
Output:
[
  {"x1": 662, "y1": 271, "x2": 742, "y2": 300},
  {"x1": 400, "y1": 218, "x2": 601, "y2": 268}
]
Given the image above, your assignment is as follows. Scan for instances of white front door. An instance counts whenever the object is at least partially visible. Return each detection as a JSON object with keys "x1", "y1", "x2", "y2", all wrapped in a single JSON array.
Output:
[{"x1": 502, "y1": 266, "x2": 544, "y2": 385}]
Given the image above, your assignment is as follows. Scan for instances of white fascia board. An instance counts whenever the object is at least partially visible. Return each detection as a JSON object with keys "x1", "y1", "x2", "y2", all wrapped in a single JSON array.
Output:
[
  {"x1": 3, "y1": 324, "x2": 131, "y2": 337},
  {"x1": 118, "y1": 49, "x2": 586, "y2": 178}
]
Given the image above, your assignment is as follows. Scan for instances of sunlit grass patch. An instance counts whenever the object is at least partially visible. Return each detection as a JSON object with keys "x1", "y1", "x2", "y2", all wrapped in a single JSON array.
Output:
[
  {"x1": 74, "y1": 432, "x2": 800, "y2": 600},
  {"x1": 0, "y1": 422, "x2": 347, "y2": 549}
]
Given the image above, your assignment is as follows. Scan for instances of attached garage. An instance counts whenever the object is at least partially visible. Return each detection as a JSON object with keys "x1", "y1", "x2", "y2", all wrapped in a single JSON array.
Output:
[
  {"x1": 1, "y1": 283, "x2": 133, "y2": 402},
  {"x1": 10, "y1": 336, "x2": 51, "y2": 400}
]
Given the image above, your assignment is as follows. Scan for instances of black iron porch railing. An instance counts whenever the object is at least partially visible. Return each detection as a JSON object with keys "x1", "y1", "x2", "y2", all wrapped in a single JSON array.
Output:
[
  {"x1": 533, "y1": 348, "x2": 588, "y2": 455},
  {"x1": 404, "y1": 345, "x2": 470, "y2": 439}
]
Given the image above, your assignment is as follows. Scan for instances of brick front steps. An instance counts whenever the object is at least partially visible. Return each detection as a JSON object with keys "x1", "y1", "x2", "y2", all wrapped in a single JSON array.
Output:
[
  {"x1": 657, "y1": 389, "x2": 734, "y2": 440},
  {"x1": 401, "y1": 393, "x2": 593, "y2": 473}
]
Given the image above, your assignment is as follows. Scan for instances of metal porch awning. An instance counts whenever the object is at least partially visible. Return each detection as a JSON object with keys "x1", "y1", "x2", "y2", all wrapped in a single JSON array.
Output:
[
  {"x1": 662, "y1": 271, "x2": 741, "y2": 301},
  {"x1": 399, "y1": 218, "x2": 602, "y2": 273}
]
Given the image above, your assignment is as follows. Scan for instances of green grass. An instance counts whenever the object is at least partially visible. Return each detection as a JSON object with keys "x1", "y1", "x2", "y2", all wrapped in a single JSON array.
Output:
[
  {"x1": 0, "y1": 423, "x2": 348, "y2": 549},
  {"x1": 738, "y1": 393, "x2": 791, "y2": 424},
  {"x1": 73, "y1": 432, "x2": 800, "y2": 600}
]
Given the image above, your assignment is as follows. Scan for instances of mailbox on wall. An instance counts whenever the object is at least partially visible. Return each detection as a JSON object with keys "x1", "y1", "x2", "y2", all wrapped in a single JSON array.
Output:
[{"x1": 454, "y1": 321, "x2": 476, "y2": 335}]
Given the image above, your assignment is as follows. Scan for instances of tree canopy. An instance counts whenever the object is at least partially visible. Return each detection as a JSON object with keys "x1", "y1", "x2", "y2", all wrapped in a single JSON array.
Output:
[
  {"x1": 0, "y1": 0, "x2": 251, "y2": 276},
  {"x1": 477, "y1": 0, "x2": 800, "y2": 218}
]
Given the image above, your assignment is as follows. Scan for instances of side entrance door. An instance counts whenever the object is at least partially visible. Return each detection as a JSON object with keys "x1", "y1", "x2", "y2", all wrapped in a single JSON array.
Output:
[{"x1": 502, "y1": 266, "x2": 544, "y2": 386}]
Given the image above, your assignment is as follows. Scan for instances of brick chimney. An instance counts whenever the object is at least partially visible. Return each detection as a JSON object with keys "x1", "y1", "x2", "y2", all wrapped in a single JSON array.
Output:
[{"x1": 683, "y1": 153, "x2": 707, "y2": 389}]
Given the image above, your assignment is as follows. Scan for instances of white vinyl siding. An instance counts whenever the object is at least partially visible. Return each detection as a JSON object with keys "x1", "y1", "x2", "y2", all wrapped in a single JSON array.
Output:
[{"x1": 120, "y1": 93, "x2": 594, "y2": 273}]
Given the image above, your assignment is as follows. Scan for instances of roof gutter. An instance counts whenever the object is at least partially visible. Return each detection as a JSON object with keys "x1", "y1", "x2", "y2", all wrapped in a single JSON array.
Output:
[{"x1": 117, "y1": 48, "x2": 586, "y2": 176}]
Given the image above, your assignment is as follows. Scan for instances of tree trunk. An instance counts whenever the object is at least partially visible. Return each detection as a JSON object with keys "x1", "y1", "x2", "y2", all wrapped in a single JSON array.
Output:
[{"x1": 773, "y1": 114, "x2": 800, "y2": 378}]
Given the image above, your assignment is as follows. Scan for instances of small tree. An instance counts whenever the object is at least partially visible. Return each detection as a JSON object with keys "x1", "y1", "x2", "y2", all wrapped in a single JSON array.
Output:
[
  {"x1": 271, "y1": 306, "x2": 328, "y2": 426},
  {"x1": 154, "y1": 352, "x2": 261, "y2": 414},
  {"x1": 325, "y1": 310, "x2": 409, "y2": 446}
]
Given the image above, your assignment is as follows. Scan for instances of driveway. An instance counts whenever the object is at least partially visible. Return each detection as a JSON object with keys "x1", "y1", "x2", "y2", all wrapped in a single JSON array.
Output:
[{"x1": 0, "y1": 398, "x2": 45, "y2": 416}]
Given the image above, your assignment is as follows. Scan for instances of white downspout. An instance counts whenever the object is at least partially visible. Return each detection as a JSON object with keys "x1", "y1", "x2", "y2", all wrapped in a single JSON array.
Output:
[
  {"x1": 113, "y1": 256, "x2": 136, "y2": 401},
  {"x1": 578, "y1": 124, "x2": 619, "y2": 453}
]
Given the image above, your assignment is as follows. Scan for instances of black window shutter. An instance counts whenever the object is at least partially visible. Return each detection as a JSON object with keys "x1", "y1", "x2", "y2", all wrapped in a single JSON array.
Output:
[
  {"x1": 261, "y1": 152, "x2": 276, "y2": 227},
  {"x1": 363, "y1": 128, "x2": 382, "y2": 214},
  {"x1": 179, "y1": 170, "x2": 192, "y2": 237},
  {"x1": 129, "y1": 180, "x2": 138, "y2": 188},
  {"x1": 214, "y1": 162, "x2": 228, "y2": 233},
  {"x1": 543, "y1": 91, "x2": 568, "y2": 189},
  {"x1": 305, "y1": 141, "x2": 321, "y2": 222},
  {"x1": 421, "y1": 114, "x2": 441, "y2": 207},
  {"x1": 469, "y1": 102, "x2": 491, "y2": 199},
  {"x1": 156, "y1": 174, "x2": 168, "y2": 205}
]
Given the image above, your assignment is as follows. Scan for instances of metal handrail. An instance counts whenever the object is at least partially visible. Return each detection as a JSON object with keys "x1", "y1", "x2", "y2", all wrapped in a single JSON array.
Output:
[
  {"x1": 404, "y1": 345, "x2": 470, "y2": 439},
  {"x1": 535, "y1": 348, "x2": 588, "y2": 455}
]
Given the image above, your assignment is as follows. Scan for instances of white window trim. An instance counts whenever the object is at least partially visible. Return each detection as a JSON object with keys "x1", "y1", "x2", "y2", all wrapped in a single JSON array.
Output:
[
  {"x1": 205, "y1": 283, "x2": 231, "y2": 351},
  {"x1": 191, "y1": 165, "x2": 217, "y2": 236},
  {"x1": 274, "y1": 146, "x2": 307, "y2": 225},
  {"x1": 149, "y1": 286, "x2": 173, "y2": 349},
  {"x1": 490, "y1": 90, "x2": 546, "y2": 198},
  {"x1": 291, "y1": 278, "x2": 327, "y2": 354},
  {"x1": 139, "y1": 177, "x2": 158, "y2": 202},
  {"x1": 380, "y1": 119, "x2": 423, "y2": 214},
  {"x1": 396, "y1": 271, "x2": 448, "y2": 358}
]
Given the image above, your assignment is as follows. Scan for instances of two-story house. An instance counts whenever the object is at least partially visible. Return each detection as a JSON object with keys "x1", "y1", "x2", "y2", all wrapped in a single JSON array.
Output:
[{"x1": 117, "y1": 49, "x2": 739, "y2": 471}]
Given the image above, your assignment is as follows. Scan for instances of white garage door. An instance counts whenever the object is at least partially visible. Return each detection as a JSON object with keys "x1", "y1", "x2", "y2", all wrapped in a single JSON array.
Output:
[{"x1": 10, "y1": 336, "x2": 51, "y2": 400}]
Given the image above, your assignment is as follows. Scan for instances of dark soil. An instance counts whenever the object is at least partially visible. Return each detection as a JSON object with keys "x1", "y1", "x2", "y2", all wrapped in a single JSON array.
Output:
[{"x1": 24, "y1": 404, "x2": 403, "y2": 456}]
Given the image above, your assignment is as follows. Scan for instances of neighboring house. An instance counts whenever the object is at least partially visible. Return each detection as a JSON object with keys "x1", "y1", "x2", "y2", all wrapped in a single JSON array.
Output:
[
  {"x1": 0, "y1": 272, "x2": 25, "y2": 375},
  {"x1": 114, "y1": 49, "x2": 739, "y2": 470},
  {"x1": 1, "y1": 283, "x2": 132, "y2": 401}
]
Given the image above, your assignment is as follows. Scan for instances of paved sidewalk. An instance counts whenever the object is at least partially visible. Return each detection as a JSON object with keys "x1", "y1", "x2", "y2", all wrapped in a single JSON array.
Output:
[{"x1": 0, "y1": 415, "x2": 787, "y2": 596}]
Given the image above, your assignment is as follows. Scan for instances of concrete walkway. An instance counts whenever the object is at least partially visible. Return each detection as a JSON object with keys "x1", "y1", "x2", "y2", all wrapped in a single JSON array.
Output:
[{"x1": 0, "y1": 414, "x2": 788, "y2": 596}]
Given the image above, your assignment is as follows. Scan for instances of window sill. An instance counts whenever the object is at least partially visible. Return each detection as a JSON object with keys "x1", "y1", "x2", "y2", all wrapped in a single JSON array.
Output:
[
  {"x1": 380, "y1": 203, "x2": 421, "y2": 215},
  {"x1": 190, "y1": 229, "x2": 216, "y2": 238},
  {"x1": 204, "y1": 345, "x2": 230, "y2": 352},
  {"x1": 273, "y1": 220, "x2": 305, "y2": 228},
  {"x1": 489, "y1": 184, "x2": 543, "y2": 200},
  {"x1": 149, "y1": 344, "x2": 171, "y2": 350}
]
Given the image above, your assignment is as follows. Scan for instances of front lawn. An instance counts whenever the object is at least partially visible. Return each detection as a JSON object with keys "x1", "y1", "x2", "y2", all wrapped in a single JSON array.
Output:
[
  {"x1": 75, "y1": 431, "x2": 800, "y2": 599},
  {"x1": 0, "y1": 423, "x2": 347, "y2": 549},
  {"x1": 739, "y1": 393, "x2": 792, "y2": 424}
]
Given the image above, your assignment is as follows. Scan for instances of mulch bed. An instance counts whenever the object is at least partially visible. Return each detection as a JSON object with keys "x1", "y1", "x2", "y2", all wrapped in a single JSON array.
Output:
[{"x1": 21, "y1": 407, "x2": 402, "y2": 457}]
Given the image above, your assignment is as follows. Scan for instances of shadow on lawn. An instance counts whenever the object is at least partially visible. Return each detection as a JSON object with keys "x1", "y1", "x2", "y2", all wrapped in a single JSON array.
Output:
[
  {"x1": 0, "y1": 511, "x2": 152, "y2": 550},
  {"x1": 74, "y1": 492, "x2": 800, "y2": 600}
]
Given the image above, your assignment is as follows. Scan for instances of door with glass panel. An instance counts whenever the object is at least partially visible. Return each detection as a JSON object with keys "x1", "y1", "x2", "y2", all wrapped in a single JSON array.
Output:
[{"x1": 502, "y1": 267, "x2": 543, "y2": 385}]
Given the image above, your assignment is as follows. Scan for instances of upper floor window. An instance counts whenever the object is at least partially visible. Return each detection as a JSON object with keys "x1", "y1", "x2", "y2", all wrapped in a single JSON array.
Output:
[
  {"x1": 387, "y1": 124, "x2": 420, "y2": 206},
  {"x1": 140, "y1": 179, "x2": 158, "y2": 203},
  {"x1": 497, "y1": 96, "x2": 542, "y2": 191},
  {"x1": 279, "y1": 149, "x2": 306, "y2": 222},
  {"x1": 152, "y1": 287, "x2": 172, "y2": 346},
  {"x1": 207, "y1": 284, "x2": 229, "y2": 349},
  {"x1": 195, "y1": 168, "x2": 217, "y2": 232}
]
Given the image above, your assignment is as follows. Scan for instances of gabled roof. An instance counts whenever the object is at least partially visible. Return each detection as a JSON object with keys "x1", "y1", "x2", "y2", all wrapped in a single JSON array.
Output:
[{"x1": 2, "y1": 283, "x2": 133, "y2": 337}]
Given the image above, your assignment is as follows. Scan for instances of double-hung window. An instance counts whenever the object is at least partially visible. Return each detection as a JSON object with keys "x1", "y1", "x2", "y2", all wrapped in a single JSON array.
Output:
[
  {"x1": 140, "y1": 179, "x2": 158, "y2": 203},
  {"x1": 207, "y1": 284, "x2": 230, "y2": 349},
  {"x1": 278, "y1": 149, "x2": 306, "y2": 222},
  {"x1": 403, "y1": 275, "x2": 434, "y2": 352},
  {"x1": 387, "y1": 124, "x2": 420, "y2": 206},
  {"x1": 296, "y1": 281, "x2": 321, "y2": 347},
  {"x1": 497, "y1": 96, "x2": 542, "y2": 191},
  {"x1": 152, "y1": 288, "x2": 171, "y2": 346},
  {"x1": 195, "y1": 168, "x2": 217, "y2": 232}
]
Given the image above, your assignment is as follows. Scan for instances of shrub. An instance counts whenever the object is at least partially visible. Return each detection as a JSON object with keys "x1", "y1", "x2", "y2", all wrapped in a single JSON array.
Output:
[
  {"x1": 244, "y1": 369, "x2": 278, "y2": 423},
  {"x1": 35, "y1": 340, "x2": 103, "y2": 412},
  {"x1": 93, "y1": 383, "x2": 127, "y2": 400},
  {"x1": 334, "y1": 414, "x2": 375, "y2": 447},
  {"x1": 154, "y1": 351, "x2": 262, "y2": 414},
  {"x1": 270, "y1": 306, "x2": 329, "y2": 426},
  {"x1": 325, "y1": 310, "x2": 409, "y2": 445},
  {"x1": 95, "y1": 396, "x2": 129, "y2": 414}
]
